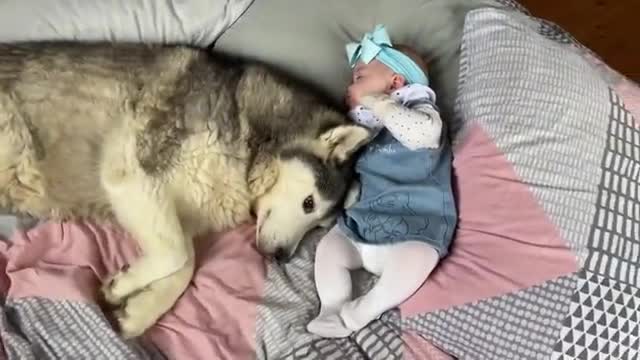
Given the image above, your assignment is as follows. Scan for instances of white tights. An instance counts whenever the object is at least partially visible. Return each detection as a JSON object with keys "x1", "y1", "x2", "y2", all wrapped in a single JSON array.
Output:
[{"x1": 307, "y1": 225, "x2": 439, "y2": 338}]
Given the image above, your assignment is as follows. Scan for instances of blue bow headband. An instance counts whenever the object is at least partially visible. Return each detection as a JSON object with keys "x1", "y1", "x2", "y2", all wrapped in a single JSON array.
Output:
[{"x1": 346, "y1": 24, "x2": 428, "y2": 86}]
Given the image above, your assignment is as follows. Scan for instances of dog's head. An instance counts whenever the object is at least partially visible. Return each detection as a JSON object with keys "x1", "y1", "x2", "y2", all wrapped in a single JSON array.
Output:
[{"x1": 252, "y1": 124, "x2": 370, "y2": 262}]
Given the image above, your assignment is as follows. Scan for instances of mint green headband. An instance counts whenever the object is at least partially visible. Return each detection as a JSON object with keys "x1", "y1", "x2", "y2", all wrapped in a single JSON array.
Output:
[{"x1": 346, "y1": 24, "x2": 428, "y2": 86}]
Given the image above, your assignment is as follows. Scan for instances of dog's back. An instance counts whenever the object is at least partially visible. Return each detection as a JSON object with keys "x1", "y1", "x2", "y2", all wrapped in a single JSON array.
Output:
[{"x1": 0, "y1": 43, "x2": 207, "y2": 218}]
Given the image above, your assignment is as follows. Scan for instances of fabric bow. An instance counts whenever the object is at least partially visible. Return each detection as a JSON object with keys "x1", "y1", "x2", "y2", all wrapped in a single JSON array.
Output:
[
  {"x1": 346, "y1": 24, "x2": 393, "y2": 68},
  {"x1": 345, "y1": 24, "x2": 429, "y2": 86}
]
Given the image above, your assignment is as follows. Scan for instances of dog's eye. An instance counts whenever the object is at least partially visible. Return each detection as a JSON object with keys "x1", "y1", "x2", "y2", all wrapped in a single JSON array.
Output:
[{"x1": 302, "y1": 195, "x2": 315, "y2": 214}]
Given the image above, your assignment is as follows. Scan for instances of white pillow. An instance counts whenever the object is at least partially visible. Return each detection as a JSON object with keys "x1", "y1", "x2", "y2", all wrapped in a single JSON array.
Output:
[{"x1": 0, "y1": 0, "x2": 254, "y2": 47}]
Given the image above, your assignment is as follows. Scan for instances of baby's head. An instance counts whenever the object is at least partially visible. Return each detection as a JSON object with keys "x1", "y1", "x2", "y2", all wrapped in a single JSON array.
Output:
[
  {"x1": 351, "y1": 45, "x2": 427, "y2": 90},
  {"x1": 345, "y1": 25, "x2": 429, "y2": 108}
]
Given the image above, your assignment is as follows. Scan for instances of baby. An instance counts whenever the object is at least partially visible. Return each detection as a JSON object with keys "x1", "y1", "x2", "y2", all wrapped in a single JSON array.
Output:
[{"x1": 307, "y1": 25, "x2": 457, "y2": 338}]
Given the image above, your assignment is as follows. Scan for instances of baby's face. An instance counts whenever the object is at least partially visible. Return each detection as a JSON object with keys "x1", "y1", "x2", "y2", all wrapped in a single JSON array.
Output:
[
  {"x1": 346, "y1": 60, "x2": 400, "y2": 108},
  {"x1": 351, "y1": 60, "x2": 395, "y2": 93}
]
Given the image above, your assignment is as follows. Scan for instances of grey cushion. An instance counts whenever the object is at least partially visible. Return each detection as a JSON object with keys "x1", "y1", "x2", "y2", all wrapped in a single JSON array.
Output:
[
  {"x1": 0, "y1": 0, "x2": 254, "y2": 47},
  {"x1": 214, "y1": 0, "x2": 497, "y2": 122}
]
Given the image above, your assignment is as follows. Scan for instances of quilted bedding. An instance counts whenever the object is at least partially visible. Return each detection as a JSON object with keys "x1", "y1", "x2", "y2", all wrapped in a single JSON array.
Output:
[{"x1": 1, "y1": 1, "x2": 640, "y2": 359}]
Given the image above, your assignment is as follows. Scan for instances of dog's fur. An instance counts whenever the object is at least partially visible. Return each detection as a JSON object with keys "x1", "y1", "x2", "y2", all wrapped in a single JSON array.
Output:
[{"x1": 0, "y1": 42, "x2": 370, "y2": 337}]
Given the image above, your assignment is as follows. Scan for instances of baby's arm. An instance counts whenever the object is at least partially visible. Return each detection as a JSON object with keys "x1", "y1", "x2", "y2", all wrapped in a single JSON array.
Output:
[{"x1": 360, "y1": 94, "x2": 442, "y2": 150}]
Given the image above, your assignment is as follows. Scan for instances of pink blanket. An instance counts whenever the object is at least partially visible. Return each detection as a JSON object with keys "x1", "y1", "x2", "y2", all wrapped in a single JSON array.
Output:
[
  {"x1": 1, "y1": 221, "x2": 265, "y2": 358},
  {"x1": 0, "y1": 220, "x2": 451, "y2": 359}
]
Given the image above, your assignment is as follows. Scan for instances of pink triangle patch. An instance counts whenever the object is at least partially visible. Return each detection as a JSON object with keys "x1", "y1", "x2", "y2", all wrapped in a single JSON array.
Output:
[
  {"x1": 401, "y1": 123, "x2": 579, "y2": 316},
  {"x1": 614, "y1": 78, "x2": 640, "y2": 128}
]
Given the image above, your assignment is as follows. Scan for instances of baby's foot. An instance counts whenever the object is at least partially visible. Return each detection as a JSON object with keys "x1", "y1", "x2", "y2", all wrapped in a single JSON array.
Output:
[
  {"x1": 307, "y1": 312, "x2": 353, "y2": 338},
  {"x1": 339, "y1": 297, "x2": 382, "y2": 332}
]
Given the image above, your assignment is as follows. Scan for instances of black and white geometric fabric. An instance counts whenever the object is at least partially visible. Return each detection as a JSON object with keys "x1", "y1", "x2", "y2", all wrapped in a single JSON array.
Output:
[
  {"x1": 584, "y1": 90, "x2": 640, "y2": 288},
  {"x1": 552, "y1": 270, "x2": 640, "y2": 360}
]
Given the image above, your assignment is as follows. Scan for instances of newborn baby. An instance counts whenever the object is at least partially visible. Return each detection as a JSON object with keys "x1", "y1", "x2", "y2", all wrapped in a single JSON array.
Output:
[{"x1": 307, "y1": 24, "x2": 457, "y2": 338}]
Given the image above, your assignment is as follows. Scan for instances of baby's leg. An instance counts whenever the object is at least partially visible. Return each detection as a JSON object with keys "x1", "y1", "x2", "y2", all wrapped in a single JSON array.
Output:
[
  {"x1": 340, "y1": 241, "x2": 439, "y2": 332},
  {"x1": 307, "y1": 225, "x2": 362, "y2": 338}
]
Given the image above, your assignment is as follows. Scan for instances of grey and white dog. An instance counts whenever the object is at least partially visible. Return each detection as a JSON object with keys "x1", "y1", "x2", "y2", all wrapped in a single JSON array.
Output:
[{"x1": 0, "y1": 42, "x2": 370, "y2": 337}]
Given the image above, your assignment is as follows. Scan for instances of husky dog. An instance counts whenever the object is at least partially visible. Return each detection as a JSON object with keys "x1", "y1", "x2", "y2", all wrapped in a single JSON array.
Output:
[{"x1": 0, "y1": 42, "x2": 370, "y2": 337}]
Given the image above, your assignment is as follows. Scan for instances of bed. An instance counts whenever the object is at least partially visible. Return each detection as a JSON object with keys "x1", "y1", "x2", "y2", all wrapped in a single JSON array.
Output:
[{"x1": 0, "y1": 0, "x2": 639, "y2": 359}]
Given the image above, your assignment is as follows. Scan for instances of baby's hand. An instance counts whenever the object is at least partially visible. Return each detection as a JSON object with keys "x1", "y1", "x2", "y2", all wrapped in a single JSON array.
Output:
[
  {"x1": 346, "y1": 84, "x2": 366, "y2": 108},
  {"x1": 346, "y1": 83, "x2": 387, "y2": 108}
]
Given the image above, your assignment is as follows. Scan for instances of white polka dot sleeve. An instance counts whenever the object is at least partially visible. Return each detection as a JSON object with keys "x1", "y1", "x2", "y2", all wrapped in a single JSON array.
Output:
[{"x1": 360, "y1": 94, "x2": 443, "y2": 150}]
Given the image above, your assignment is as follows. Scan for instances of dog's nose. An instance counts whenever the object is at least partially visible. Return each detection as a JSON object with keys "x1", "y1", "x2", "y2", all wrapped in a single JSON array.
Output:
[{"x1": 273, "y1": 247, "x2": 290, "y2": 263}]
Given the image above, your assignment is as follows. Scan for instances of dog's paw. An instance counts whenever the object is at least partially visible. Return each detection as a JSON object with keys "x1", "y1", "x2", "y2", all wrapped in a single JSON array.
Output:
[
  {"x1": 105, "y1": 260, "x2": 194, "y2": 339},
  {"x1": 101, "y1": 265, "x2": 135, "y2": 306},
  {"x1": 114, "y1": 309, "x2": 150, "y2": 339},
  {"x1": 112, "y1": 288, "x2": 160, "y2": 339}
]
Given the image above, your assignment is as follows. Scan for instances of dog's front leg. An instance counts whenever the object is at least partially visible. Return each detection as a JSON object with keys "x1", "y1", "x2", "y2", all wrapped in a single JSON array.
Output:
[
  {"x1": 113, "y1": 258, "x2": 195, "y2": 338},
  {"x1": 100, "y1": 168, "x2": 193, "y2": 309}
]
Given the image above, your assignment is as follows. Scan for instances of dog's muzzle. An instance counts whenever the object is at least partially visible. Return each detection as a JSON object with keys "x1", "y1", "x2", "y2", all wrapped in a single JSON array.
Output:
[{"x1": 273, "y1": 247, "x2": 291, "y2": 263}]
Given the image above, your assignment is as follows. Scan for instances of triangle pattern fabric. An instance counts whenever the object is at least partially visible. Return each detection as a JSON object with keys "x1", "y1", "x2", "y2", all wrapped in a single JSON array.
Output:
[{"x1": 552, "y1": 270, "x2": 640, "y2": 360}]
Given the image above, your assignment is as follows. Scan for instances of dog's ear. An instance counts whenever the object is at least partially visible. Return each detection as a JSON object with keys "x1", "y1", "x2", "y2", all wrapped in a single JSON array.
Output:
[
  {"x1": 248, "y1": 153, "x2": 279, "y2": 198},
  {"x1": 319, "y1": 125, "x2": 371, "y2": 164}
]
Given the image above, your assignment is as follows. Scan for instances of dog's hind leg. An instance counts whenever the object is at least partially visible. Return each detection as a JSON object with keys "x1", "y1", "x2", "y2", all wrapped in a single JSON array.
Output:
[{"x1": 99, "y1": 153, "x2": 194, "y2": 307}]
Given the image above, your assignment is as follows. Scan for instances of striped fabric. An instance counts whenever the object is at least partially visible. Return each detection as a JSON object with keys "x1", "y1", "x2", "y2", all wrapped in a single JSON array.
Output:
[{"x1": 0, "y1": 298, "x2": 164, "y2": 360}]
